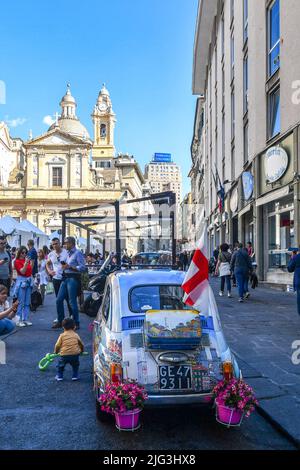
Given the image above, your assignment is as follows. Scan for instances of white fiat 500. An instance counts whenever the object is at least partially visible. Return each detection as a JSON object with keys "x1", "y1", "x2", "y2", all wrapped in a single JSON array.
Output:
[{"x1": 93, "y1": 268, "x2": 241, "y2": 421}]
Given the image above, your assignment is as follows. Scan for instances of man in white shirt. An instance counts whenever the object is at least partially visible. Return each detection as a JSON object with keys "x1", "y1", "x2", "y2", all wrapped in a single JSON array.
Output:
[{"x1": 46, "y1": 237, "x2": 73, "y2": 322}]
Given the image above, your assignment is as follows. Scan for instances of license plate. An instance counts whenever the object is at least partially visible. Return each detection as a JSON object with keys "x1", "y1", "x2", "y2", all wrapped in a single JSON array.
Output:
[{"x1": 159, "y1": 365, "x2": 192, "y2": 390}]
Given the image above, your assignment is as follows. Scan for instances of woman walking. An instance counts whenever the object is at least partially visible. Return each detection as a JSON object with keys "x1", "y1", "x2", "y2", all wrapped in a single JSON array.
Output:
[
  {"x1": 13, "y1": 246, "x2": 34, "y2": 327},
  {"x1": 215, "y1": 243, "x2": 232, "y2": 298},
  {"x1": 37, "y1": 249, "x2": 48, "y2": 304}
]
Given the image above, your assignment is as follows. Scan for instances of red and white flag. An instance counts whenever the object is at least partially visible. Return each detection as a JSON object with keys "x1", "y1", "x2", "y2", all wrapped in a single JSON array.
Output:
[{"x1": 182, "y1": 235, "x2": 209, "y2": 308}]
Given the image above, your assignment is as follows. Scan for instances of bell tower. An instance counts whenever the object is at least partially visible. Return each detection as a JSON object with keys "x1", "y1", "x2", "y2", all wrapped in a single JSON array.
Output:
[{"x1": 91, "y1": 84, "x2": 116, "y2": 165}]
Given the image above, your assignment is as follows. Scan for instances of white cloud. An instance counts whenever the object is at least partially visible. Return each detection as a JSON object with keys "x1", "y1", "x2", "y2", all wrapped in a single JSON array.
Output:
[
  {"x1": 5, "y1": 117, "x2": 27, "y2": 128},
  {"x1": 43, "y1": 115, "x2": 55, "y2": 126}
]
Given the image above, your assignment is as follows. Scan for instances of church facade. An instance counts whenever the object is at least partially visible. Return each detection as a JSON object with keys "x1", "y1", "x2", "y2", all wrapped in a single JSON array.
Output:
[{"x1": 0, "y1": 85, "x2": 145, "y2": 251}]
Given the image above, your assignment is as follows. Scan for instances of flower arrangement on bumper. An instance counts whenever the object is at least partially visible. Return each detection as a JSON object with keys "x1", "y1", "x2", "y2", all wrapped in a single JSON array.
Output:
[
  {"x1": 100, "y1": 380, "x2": 148, "y2": 414},
  {"x1": 213, "y1": 378, "x2": 259, "y2": 426},
  {"x1": 100, "y1": 381, "x2": 148, "y2": 430}
]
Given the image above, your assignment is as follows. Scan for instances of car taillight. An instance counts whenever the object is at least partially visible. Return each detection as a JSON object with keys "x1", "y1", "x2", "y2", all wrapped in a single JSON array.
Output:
[
  {"x1": 223, "y1": 361, "x2": 233, "y2": 381},
  {"x1": 110, "y1": 363, "x2": 123, "y2": 383}
]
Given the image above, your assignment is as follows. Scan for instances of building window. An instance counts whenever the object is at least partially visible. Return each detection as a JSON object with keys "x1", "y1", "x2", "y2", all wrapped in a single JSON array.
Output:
[
  {"x1": 243, "y1": 0, "x2": 248, "y2": 43},
  {"x1": 230, "y1": 0, "x2": 234, "y2": 23},
  {"x1": 243, "y1": 55, "x2": 248, "y2": 114},
  {"x1": 268, "y1": 0, "x2": 280, "y2": 77},
  {"x1": 230, "y1": 32, "x2": 235, "y2": 81},
  {"x1": 100, "y1": 123, "x2": 107, "y2": 137},
  {"x1": 268, "y1": 87, "x2": 280, "y2": 139},
  {"x1": 221, "y1": 14, "x2": 225, "y2": 58},
  {"x1": 32, "y1": 155, "x2": 38, "y2": 186},
  {"x1": 75, "y1": 155, "x2": 82, "y2": 187},
  {"x1": 231, "y1": 146, "x2": 235, "y2": 181},
  {"x1": 231, "y1": 89, "x2": 235, "y2": 140},
  {"x1": 52, "y1": 167, "x2": 63, "y2": 187},
  {"x1": 243, "y1": 122, "x2": 249, "y2": 164}
]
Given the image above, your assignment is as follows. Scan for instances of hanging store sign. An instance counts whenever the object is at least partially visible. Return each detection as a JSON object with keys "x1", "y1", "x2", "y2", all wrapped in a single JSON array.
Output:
[
  {"x1": 265, "y1": 146, "x2": 289, "y2": 183},
  {"x1": 230, "y1": 188, "x2": 238, "y2": 214},
  {"x1": 242, "y1": 172, "x2": 254, "y2": 201}
]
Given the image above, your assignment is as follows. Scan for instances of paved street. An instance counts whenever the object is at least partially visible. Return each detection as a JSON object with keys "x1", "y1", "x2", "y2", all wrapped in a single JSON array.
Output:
[{"x1": 0, "y1": 291, "x2": 296, "y2": 450}]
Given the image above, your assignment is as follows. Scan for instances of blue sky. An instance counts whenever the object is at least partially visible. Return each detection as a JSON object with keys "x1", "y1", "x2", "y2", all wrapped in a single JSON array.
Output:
[{"x1": 0, "y1": 0, "x2": 198, "y2": 196}]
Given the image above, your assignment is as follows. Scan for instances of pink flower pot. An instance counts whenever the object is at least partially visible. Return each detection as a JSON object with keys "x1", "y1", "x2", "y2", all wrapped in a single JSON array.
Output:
[
  {"x1": 114, "y1": 409, "x2": 141, "y2": 431},
  {"x1": 215, "y1": 399, "x2": 243, "y2": 426}
]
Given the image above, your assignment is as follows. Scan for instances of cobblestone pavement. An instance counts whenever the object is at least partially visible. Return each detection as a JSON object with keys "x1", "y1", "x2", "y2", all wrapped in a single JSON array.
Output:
[
  {"x1": 0, "y1": 291, "x2": 296, "y2": 450},
  {"x1": 211, "y1": 276, "x2": 300, "y2": 447}
]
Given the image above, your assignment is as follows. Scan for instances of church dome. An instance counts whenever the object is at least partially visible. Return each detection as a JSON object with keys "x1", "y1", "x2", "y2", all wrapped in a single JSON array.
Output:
[
  {"x1": 49, "y1": 118, "x2": 90, "y2": 139},
  {"x1": 48, "y1": 84, "x2": 90, "y2": 139},
  {"x1": 99, "y1": 83, "x2": 110, "y2": 97}
]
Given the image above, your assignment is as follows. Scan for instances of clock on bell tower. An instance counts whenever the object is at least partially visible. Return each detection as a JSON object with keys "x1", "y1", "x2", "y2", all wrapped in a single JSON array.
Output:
[{"x1": 91, "y1": 84, "x2": 116, "y2": 165}]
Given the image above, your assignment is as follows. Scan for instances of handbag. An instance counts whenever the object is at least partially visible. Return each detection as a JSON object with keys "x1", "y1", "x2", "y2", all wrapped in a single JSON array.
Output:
[{"x1": 219, "y1": 262, "x2": 231, "y2": 277}]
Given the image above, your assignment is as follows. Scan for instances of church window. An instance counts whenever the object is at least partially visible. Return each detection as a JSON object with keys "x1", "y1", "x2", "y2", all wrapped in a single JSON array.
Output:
[
  {"x1": 100, "y1": 124, "x2": 107, "y2": 138},
  {"x1": 32, "y1": 155, "x2": 38, "y2": 186},
  {"x1": 52, "y1": 167, "x2": 63, "y2": 187}
]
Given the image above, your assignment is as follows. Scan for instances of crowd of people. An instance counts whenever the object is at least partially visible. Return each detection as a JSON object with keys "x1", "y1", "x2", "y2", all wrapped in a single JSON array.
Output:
[{"x1": 212, "y1": 241, "x2": 256, "y2": 303}]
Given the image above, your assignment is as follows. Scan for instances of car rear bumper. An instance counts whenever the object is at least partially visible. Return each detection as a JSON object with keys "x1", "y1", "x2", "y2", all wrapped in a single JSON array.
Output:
[{"x1": 146, "y1": 392, "x2": 213, "y2": 406}]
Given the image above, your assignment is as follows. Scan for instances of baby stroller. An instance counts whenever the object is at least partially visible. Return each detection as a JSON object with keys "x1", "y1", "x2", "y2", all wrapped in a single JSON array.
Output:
[{"x1": 30, "y1": 280, "x2": 43, "y2": 312}]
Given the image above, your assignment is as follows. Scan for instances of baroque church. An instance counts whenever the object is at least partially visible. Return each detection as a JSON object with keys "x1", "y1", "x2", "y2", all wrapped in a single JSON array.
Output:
[{"x1": 0, "y1": 84, "x2": 145, "y2": 242}]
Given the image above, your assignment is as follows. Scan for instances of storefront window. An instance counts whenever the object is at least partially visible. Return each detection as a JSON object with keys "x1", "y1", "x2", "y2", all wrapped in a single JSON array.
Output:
[{"x1": 268, "y1": 199, "x2": 294, "y2": 268}]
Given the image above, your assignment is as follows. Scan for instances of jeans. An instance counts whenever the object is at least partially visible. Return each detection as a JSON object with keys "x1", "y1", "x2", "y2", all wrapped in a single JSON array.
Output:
[
  {"x1": 53, "y1": 278, "x2": 73, "y2": 317},
  {"x1": 56, "y1": 277, "x2": 80, "y2": 325},
  {"x1": 0, "y1": 318, "x2": 15, "y2": 335},
  {"x1": 235, "y1": 270, "x2": 249, "y2": 299},
  {"x1": 297, "y1": 289, "x2": 300, "y2": 316},
  {"x1": 57, "y1": 354, "x2": 80, "y2": 378},
  {"x1": 220, "y1": 275, "x2": 231, "y2": 293},
  {"x1": 14, "y1": 277, "x2": 33, "y2": 321}
]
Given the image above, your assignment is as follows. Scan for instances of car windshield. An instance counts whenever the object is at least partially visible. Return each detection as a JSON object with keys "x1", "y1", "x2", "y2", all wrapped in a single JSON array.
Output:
[{"x1": 130, "y1": 285, "x2": 193, "y2": 313}]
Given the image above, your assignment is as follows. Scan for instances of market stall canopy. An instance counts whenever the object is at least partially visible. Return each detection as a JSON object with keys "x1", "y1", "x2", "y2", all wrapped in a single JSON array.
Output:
[
  {"x1": 18, "y1": 220, "x2": 49, "y2": 247},
  {"x1": 0, "y1": 215, "x2": 30, "y2": 235}
]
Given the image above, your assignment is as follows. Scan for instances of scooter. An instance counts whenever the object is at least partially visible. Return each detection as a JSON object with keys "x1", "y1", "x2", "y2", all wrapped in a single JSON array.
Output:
[{"x1": 82, "y1": 264, "x2": 118, "y2": 317}]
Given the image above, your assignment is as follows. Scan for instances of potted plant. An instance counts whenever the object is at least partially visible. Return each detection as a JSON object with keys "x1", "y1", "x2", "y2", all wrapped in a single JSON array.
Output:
[
  {"x1": 100, "y1": 381, "x2": 148, "y2": 431},
  {"x1": 213, "y1": 378, "x2": 258, "y2": 427}
]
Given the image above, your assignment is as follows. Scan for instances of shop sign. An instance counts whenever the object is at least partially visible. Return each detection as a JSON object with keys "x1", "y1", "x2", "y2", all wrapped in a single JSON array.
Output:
[
  {"x1": 265, "y1": 146, "x2": 289, "y2": 183},
  {"x1": 242, "y1": 172, "x2": 254, "y2": 201},
  {"x1": 230, "y1": 188, "x2": 238, "y2": 214}
]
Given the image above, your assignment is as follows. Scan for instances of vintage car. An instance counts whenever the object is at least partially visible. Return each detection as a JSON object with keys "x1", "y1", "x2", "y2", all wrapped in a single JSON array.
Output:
[{"x1": 93, "y1": 268, "x2": 241, "y2": 421}]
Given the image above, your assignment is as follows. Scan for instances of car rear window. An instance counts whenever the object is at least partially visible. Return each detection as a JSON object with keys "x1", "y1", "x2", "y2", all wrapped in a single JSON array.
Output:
[{"x1": 130, "y1": 285, "x2": 193, "y2": 313}]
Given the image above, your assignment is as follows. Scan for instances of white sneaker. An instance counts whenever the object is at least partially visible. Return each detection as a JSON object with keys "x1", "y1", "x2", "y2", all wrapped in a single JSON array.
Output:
[
  {"x1": 219, "y1": 291, "x2": 224, "y2": 297},
  {"x1": 228, "y1": 293, "x2": 232, "y2": 298},
  {"x1": 16, "y1": 321, "x2": 26, "y2": 327},
  {"x1": 24, "y1": 321, "x2": 33, "y2": 326}
]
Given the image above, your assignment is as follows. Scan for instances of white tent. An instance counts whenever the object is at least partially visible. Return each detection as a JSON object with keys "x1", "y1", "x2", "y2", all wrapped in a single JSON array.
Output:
[
  {"x1": 0, "y1": 215, "x2": 32, "y2": 247},
  {"x1": 18, "y1": 220, "x2": 49, "y2": 248}
]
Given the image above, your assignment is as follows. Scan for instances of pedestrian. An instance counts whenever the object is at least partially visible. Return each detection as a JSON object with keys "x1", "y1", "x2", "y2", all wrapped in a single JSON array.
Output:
[
  {"x1": 288, "y1": 248, "x2": 300, "y2": 316},
  {"x1": 53, "y1": 237, "x2": 86, "y2": 330},
  {"x1": 247, "y1": 241, "x2": 255, "y2": 259},
  {"x1": 27, "y1": 239, "x2": 38, "y2": 277},
  {"x1": 215, "y1": 243, "x2": 232, "y2": 298},
  {"x1": 231, "y1": 242, "x2": 240, "y2": 287},
  {"x1": 37, "y1": 249, "x2": 48, "y2": 304},
  {"x1": 0, "y1": 285, "x2": 18, "y2": 335},
  {"x1": 13, "y1": 246, "x2": 34, "y2": 327},
  {"x1": 0, "y1": 235, "x2": 13, "y2": 293},
  {"x1": 230, "y1": 243, "x2": 253, "y2": 303},
  {"x1": 43, "y1": 245, "x2": 50, "y2": 259},
  {"x1": 54, "y1": 317, "x2": 84, "y2": 381},
  {"x1": 182, "y1": 251, "x2": 189, "y2": 271},
  {"x1": 46, "y1": 237, "x2": 73, "y2": 325}
]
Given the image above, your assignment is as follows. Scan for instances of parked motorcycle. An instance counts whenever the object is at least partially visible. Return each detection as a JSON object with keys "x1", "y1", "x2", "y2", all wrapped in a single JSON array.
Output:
[{"x1": 81, "y1": 260, "x2": 118, "y2": 317}]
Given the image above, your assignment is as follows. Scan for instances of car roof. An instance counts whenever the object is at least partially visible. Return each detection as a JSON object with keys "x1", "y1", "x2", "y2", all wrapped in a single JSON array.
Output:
[{"x1": 110, "y1": 269, "x2": 186, "y2": 318}]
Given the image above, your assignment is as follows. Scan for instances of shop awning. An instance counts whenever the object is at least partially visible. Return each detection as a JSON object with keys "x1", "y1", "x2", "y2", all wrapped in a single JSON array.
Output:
[{"x1": 256, "y1": 186, "x2": 290, "y2": 207}]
